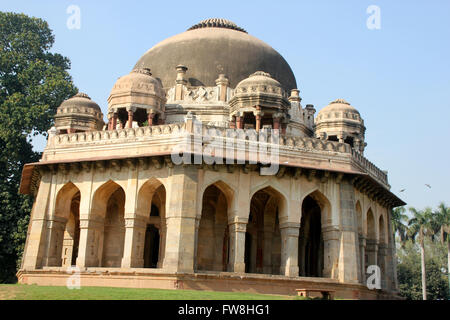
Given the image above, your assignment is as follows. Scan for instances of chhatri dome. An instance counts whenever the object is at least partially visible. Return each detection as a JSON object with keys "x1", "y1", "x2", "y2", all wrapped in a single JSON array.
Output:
[{"x1": 134, "y1": 18, "x2": 297, "y2": 91}]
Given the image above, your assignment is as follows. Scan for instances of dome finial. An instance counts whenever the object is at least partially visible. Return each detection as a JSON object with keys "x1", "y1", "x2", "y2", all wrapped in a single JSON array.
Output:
[{"x1": 188, "y1": 18, "x2": 247, "y2": 33}]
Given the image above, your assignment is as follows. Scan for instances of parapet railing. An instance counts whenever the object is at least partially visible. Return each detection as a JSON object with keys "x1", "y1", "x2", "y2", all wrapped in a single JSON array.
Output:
[{"x1": 48, "y1": 122, "x2": 388, "y2": 186}]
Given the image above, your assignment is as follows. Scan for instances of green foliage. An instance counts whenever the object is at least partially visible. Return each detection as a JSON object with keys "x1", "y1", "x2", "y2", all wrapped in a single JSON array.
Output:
[
  {"x1": 0, "y1": 11, "x2": 77, "y2": 283},
  {"x1": 397, "y1": 238, "x2": 449, "y2": 300}
]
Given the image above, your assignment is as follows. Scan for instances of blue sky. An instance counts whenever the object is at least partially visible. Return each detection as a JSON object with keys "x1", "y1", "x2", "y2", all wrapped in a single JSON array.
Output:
[{"x1": 1, "y1": 0, "x2": 449, "y2": 212}]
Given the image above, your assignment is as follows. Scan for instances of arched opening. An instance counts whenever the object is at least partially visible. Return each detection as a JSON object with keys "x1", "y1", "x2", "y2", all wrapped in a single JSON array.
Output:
[
  {"x1": 298, "y1": 195, "x2": 324, "y2": 277},
  {"x1": 355, "y1": 201, "x2": 364, "y2": 282},
  {"x1": 142, "y1": 184, "x2": 166, "y2": 268},
  {"x1": 52, "y1": 182, "x2": 81, "y2": 267},
  {"x1": 365, "y1": 209, "x2": 377, "y2": 270},
  {"x1": 244, "y1": 187, "x2": 282, "y2": 275},
  {"x1": 101, "y1": 187, "x2": 126, "y2": 267},
  {"x1": 197, "y1": 184, "x2": 229, "y2": 271},
  {"x1": 378, "y1": 214, "x2": 387, "y2": 288}
]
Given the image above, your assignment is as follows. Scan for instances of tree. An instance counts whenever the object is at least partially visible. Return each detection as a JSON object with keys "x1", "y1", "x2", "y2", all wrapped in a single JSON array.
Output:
[
  {"x1": 407, "y1": 207, "x2": 435, "y2": 300},
  {"x1": 0, "y1": 12, "x2": 77, "y2": 283},
  {"x1": 397, "y1": 238, "x2": 449, "y2": 300},
  {"x1": 434, "y1": 202, "x2": 450, "y2": 298},
  {"x1": 392, "y1": 206, "x2": 408, "y2": 247}
]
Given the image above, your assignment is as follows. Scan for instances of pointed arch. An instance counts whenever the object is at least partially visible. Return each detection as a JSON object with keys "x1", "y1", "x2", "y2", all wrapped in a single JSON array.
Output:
[
  {"x1": 91, "y1": 180, "x2": 123, "y2": 219},
  {"x1": 355, "y1": 200, "x2": 363, "y2": 235},
  {"x1": 137, "y1": 177, "x2": 165, "y2": 218},
  {"x1": 55, "y1": 182, "x2": 80, "y2": 220},
  {"x1": 366, "y1": 208, "x2": 376, "y2": 241}
]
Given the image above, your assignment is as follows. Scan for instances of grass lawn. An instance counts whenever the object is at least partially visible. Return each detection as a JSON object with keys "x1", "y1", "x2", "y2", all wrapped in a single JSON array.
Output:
[{"x1": 0, "y1": 284, "x2": 293, "y2": 300}]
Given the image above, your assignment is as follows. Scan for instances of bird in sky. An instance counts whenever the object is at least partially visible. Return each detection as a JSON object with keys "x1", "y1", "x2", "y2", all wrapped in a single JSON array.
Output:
[
  {"x1": 425, "y1": 184, "x2": 431, "y2": 189},
  {"x1": 399, "y1": 189, "x2": 405, "y2": 193}
]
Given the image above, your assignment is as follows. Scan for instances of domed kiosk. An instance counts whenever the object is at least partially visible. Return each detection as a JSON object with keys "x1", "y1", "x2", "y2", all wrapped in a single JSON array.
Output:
[{"x1": 18, "y1": 18, "x2": 404, "y2": 300}]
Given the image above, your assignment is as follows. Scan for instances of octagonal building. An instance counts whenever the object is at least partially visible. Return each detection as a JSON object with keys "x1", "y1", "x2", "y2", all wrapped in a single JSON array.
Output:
[{"x1": 18, "y1": 18, "x2": 404, "y2": 299}]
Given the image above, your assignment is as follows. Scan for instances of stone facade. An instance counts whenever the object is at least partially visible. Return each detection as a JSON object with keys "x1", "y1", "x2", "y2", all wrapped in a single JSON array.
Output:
[{"x1": 17, "y1": 19, "x2": 404, "y2": 299}]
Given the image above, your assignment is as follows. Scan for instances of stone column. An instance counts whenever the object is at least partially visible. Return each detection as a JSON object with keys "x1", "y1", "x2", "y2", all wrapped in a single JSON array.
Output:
[
  {"x1": 279, "y1": 222, "x2": 300, "y2": 277},
  {"x1": 43, "y1": 217, "x2": 67, "y2": 267},
  {"x1": 126, "y1": 107, "x2": 135, "y2": 128},
  {"x1": 163, "y1": 166, "x2": 198, "y2": 273},
  {"x1": 230, "y1": 116, "x2": 236, "y2": 129},
  {"x1": 273, "y1": 117, "x2": 280, "y2": 130},
  {"x1": 365, "y1": 239, "x2": 378, "y2": 268},
  {"x1": 112, "y1": 112, "x2": 118, "y2": 130},
  {"x1": 236, "y1": 116, "x2": 243, "y2": 129},
  {"x1": 76, "y1": 216, "x2": 104, "y2": 268},
  {"x1": 378, "y1": 243, "x2": 388, "y2": 289},
  {"x1": 193, "y1": 217, "x2": 200, "y2": 271},
  {"x1": 21, "y1": 170, "x2": 54, "y2": 270},
  {"x1": 227, "y1": 218, "x2": 247, "y2": 273},
  {"x1": 147, "y1": 111, "x2": 156, "y2": 126},
  {"x1": 121, "y1": 216, "x2": 147, "y2": 268},
  {"x1": 359, "y1": 235, "x2": 366, "y2": 284},
  {"x1": 157, "y1": 220, "x2": 166, "y2": 268},
  {"x1": 263, "y1": 226, "x2": 273, "y2": 274},
  {"x1": 337, "y1": 178, "x2": 360, "y2": 283},
  {"x1": 213, "y1": 223, "x2": 227, "y2": 271},
  {"x1": 255, "y1": 111, "x2": 262, "y2": 132},
  {"x1": 322, "y1": 226, "x2": 341, "y2": 278}
]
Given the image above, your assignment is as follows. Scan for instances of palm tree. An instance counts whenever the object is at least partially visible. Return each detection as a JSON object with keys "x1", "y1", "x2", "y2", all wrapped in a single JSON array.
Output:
[
  {"x1": 392, "y1": 206, "x2": 409, "y2": 247},
  {"x1": 434, "y1": 202, "x2": 450, "y2": 298},
  {"x1": 408, "y1": 207, "x2": 435, "y2": 300}
]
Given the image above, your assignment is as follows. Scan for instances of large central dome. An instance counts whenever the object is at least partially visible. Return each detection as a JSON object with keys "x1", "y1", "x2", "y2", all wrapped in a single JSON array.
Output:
[{"x1": 134, "y1": 19, "x2": 297, "y2": 91}]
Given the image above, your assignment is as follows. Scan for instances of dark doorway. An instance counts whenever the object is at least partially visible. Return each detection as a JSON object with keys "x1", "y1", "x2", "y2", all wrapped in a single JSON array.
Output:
[
  {"x1": 144, "y1": 225, "x2": 160, "y2": 268},
  {"x1": 244, "y1": 232, "x2": 252, "y2": 273},
  {"x1": 298, "y1": 196, "x2": 324, "y2": 277}
]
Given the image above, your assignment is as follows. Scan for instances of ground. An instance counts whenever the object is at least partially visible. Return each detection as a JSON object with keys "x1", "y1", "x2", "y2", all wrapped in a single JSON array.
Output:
[{"x1": 0, "y1": 284, "x2": 293, "y2": 300}]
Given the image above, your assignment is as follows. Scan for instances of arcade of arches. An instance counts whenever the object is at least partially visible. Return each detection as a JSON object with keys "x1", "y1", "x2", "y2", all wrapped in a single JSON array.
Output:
[{"x1": 29, "y1": 173, "x2": 394, "y2": 292}]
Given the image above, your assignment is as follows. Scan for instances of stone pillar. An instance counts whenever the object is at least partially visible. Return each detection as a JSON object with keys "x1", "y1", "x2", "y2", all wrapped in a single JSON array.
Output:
[
  {"x1": 236, "y1": 116, "x2": 243, "y2": 129},
  {"x1": 112, "y1": 112, "x2": 118, "y2": 130},
  {"x1": 126, "y1": 107, "x2": 134, "y2": 128},
  {"x1": 365, "y1": 239, "x2": 378, "y2": 269},
  {"x1": 279, "y1": 222, "x2": 300, "y2": 277},
  {"x1": 263, "y1": 226, "x2": 273, "y2": 274},
  {"x1": 193, "y1": 217, "x2": 200, "y2": 271},
  {"x1": 147, "y1": 111, "x2": 156, "y2": 126},
  {"x1": 76, "y1": 217, "x2": 104, "y2": 268},
  {"x1": 338, "y1": 134, "x2": 345, "y2": 144},
  {"x1": 359, "y1": 235, "x2": 366, "y2": 284},
  {"x1": 121, "y1": 216, "x2": 147, "y2": 268},
  {"x1": 21, "y1": 171, "x2": 54, "y2": 270},
  {"x1": 229, "y1": 115, "x2": 236, "y2": 129},
  {"x1": 213, "y1": 223, "x2": 227, "y2": 271},
  {"x1": 175, "y1": 65, "x2": 188, "y2": 101},
  {"x1": 378, "y1": 243, "x2": 388, "y2": 289},
  {"x1": 255, "y1": 110, "x2": 262, "y2": 132},
  {"x1": 43, "y1": 217, "x2": 67, "y2": 267},
  {"x1": 157, "y1": 220, "x2": 166, "y2": 268},
  {"x1": 163, "y1": 166, "x2": 198, "y2": 273},
  {"x1": 322, "y1": 226, "x2": 341, "y2": 278},
  {"x1": 273, "y1": 117, "x2": 280, "y2": 130},
  {"x1": 228, "y1": 218, "x2": 247, "y2": 273},
  {"x1": 337, "y1": 178, "x2": 360, "y2": 283}
]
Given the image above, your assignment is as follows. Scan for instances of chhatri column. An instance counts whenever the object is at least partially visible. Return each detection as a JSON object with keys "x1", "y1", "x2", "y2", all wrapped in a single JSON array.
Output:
[
  {"x1": 112, "y1": 111, "x2": 118, "y2": 130},
  {"x1": 147, "y1": 110, "x2": 156, "y2": 126},
  {"x1": 126, "y1": 106, "x2": 135, "y2": 128},
  {"x1": 279, "y1": 221, "x2": 300, "y2": 277},
  {"x1": 254, "y1": 109, "x2": 262, "y2": 132}
]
